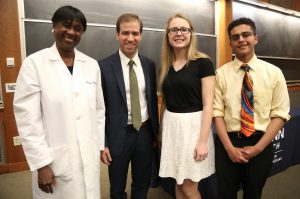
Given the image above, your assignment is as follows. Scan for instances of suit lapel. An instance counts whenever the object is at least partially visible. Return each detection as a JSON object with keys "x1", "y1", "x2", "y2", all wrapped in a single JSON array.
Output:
[
  {"x1": 140, "y1": 55, "x2": 151, "y2": 102},
  {"x1": 111, "y1": 52, "x2": 127, "y2": 105}
]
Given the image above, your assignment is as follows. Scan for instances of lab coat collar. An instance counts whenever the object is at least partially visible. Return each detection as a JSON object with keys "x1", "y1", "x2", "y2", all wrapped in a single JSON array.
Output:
[{"x1": 49, "y1": 43, "x2": 87, "y2": 63}]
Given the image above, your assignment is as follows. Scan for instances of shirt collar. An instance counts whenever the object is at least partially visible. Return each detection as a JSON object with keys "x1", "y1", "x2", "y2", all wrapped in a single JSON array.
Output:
[
  {"x1": 119, "y1": 49, "x2": 139, "y2": 67},
  {"x1": 233, "y1": 54, "x2": 258, "y2": 72}
]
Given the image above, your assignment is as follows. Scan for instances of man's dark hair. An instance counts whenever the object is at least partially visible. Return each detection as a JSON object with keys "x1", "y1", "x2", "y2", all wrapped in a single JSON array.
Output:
[
  {"x1": 227, "y1": 17, "x2": 256, "y2": 37},
  {"x1": 51, "y1": 5, "x2": 87, "y2": 31}
]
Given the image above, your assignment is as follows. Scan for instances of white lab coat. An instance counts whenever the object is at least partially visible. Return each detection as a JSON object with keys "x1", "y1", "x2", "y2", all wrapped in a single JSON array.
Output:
[{"x1": 13, "y1": 44, "x2": 105, "y2": 199}]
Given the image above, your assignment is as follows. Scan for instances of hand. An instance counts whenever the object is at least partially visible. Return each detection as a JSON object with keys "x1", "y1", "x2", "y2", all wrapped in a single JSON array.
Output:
[
  {"x1": 227, "y1": 147, "x2": 249, "y2": 163},
  {"x1": 242, "y1": 145, "x2": 262, "y2": 160},
  {"x1": 101, "y1": 147, "x2": 112, "y2": 165},
  {"x1": 37, "y1": 165, "x2": 56, "y2": 193},
  {"x1": 194, "y1": 142, "x2": 208, "y2": 161}
]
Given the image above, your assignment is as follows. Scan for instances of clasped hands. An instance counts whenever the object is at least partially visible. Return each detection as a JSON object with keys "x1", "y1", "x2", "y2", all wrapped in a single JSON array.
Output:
[{"x1": 228, "y1": 145, "x2": 261, "y2": 163}]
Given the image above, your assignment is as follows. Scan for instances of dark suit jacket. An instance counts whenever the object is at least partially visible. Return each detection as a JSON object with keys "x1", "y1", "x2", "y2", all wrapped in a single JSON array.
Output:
[{"x1": 99, "y1": 51, "x2": 159, "y2": 157}]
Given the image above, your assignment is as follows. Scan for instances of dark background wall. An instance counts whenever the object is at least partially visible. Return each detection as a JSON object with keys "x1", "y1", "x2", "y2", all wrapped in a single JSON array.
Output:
[{"x1": 23, "y1": 0, "x2": 217, "y2": 75}]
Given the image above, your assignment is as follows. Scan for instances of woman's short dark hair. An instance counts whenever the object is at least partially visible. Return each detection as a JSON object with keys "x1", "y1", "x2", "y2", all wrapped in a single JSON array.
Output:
[
  {"x1": 227, "y1": 17, "x2": 256, "y2": 37},
  {"x1": 51, "y1": 5, "x2": 87, "y2": 31}
]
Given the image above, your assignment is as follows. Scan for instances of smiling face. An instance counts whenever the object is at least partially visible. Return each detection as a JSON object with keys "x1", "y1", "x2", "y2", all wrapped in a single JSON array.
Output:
[
  {"x1": 53, "y1": 19, "x2": 84, "y2": 53},
  {"x1": 167, "y1": 17, "x2": 191, "y2": 51},
  {"x1": 229, "y1": 24, "x2": 258, "y2": 63},
  {"x1": 116, "y1": 19, "x2": 142, "y2": 59}
]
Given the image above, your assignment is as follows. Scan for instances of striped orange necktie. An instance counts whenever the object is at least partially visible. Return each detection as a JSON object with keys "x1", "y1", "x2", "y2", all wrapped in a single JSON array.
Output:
[{"x1": 241, "y1": 64, "x2": 255, "y2": 137}]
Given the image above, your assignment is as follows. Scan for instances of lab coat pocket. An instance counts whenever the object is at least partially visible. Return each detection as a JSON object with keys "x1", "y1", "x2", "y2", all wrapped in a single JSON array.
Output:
[
  {"x1": 50, "y1": 145, "x2": 72, "y2": 180},
  {"x1": 86, "y1": 83, "x2": 96, "y2": 109}
]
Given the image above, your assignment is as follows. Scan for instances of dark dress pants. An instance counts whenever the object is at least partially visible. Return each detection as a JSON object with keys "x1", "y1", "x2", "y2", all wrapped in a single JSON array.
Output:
[
  {"x1": 108, "y1": 121, "x2": 153, "y2": 199},
  {"x1": 215, "y1": 133, "x2": 273, "y2": 199}
]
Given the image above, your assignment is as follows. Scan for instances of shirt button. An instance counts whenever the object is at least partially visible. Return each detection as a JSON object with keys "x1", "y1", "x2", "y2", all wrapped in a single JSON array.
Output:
[{"x1": 76, "y1": 116, "x2": 81, "y2": 120}]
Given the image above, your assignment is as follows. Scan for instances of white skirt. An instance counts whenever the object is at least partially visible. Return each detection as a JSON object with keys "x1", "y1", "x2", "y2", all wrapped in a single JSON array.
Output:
[{"x1": 159, "y1": 110, "x2": 215, "y2": 185}]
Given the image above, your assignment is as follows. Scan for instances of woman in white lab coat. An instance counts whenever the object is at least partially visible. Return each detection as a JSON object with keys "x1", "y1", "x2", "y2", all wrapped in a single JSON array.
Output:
[{"x1": 13, "y1": 5, "x2": 105, "y2": 199}]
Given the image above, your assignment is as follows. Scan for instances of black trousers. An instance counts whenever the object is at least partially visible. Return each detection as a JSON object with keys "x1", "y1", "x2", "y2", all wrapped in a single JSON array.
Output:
[
  {"x1": 215, "y1": 133, "x2": 273, "y2": 199},
  {"x1": 108, "y1": 121, "x2": 153, "y2": 199}
]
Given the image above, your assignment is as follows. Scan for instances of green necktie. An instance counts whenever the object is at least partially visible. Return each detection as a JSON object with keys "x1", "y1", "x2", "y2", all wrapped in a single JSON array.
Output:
[{"x1": 128, "y1": 60, "x2": 142, "y2": 131}]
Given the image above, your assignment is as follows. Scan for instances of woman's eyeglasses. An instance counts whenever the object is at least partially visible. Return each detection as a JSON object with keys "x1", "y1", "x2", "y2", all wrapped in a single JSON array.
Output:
[{"x1": 168, "y1": 27, "x2": 191, "y2": 35}]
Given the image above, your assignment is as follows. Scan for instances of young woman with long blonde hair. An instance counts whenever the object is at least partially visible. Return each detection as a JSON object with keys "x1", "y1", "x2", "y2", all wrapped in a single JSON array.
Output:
[{"x1": 158, "y1": 13, "x2": 216, "y2": 199}]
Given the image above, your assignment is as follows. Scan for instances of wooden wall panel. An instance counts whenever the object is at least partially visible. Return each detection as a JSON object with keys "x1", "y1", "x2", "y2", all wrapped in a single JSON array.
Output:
[
  {"x1": 217, "y1": 0, "x2": 233, "y2": 67},
  {"x1": 261, "y1": 0, "x2": 300, "y2": 12},
  {"x1": 294, "y1": 0, "x2": 300, "y2": 11},
  {"x1": 0, "y1": 0, "x2": 28, "y2": 173}
]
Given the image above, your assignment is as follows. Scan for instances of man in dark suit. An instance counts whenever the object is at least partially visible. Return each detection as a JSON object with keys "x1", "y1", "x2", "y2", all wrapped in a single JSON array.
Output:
[{"x1": 98, "y1": 13, "x2": 159, "y2": 199}]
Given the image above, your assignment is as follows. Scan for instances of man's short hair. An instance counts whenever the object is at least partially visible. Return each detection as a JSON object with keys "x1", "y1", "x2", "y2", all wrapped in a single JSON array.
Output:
[
  {"x1": 116, "y1": 13, "x2": 143, "y2": 33},
  {"x1": 227, "y1": 17, "x2": 256, "y2": 37}
]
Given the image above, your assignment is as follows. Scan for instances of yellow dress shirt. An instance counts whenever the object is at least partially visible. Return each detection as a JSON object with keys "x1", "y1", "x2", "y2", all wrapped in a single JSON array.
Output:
[{"x1": 213, "y1": 55, "x2": 290, "y2": 132}]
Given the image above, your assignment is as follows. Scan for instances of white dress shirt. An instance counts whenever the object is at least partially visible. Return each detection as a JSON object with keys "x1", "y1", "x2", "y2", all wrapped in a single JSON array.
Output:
[{"x1": 119, "y1": 49, "x2": 149, "y2": 124}]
